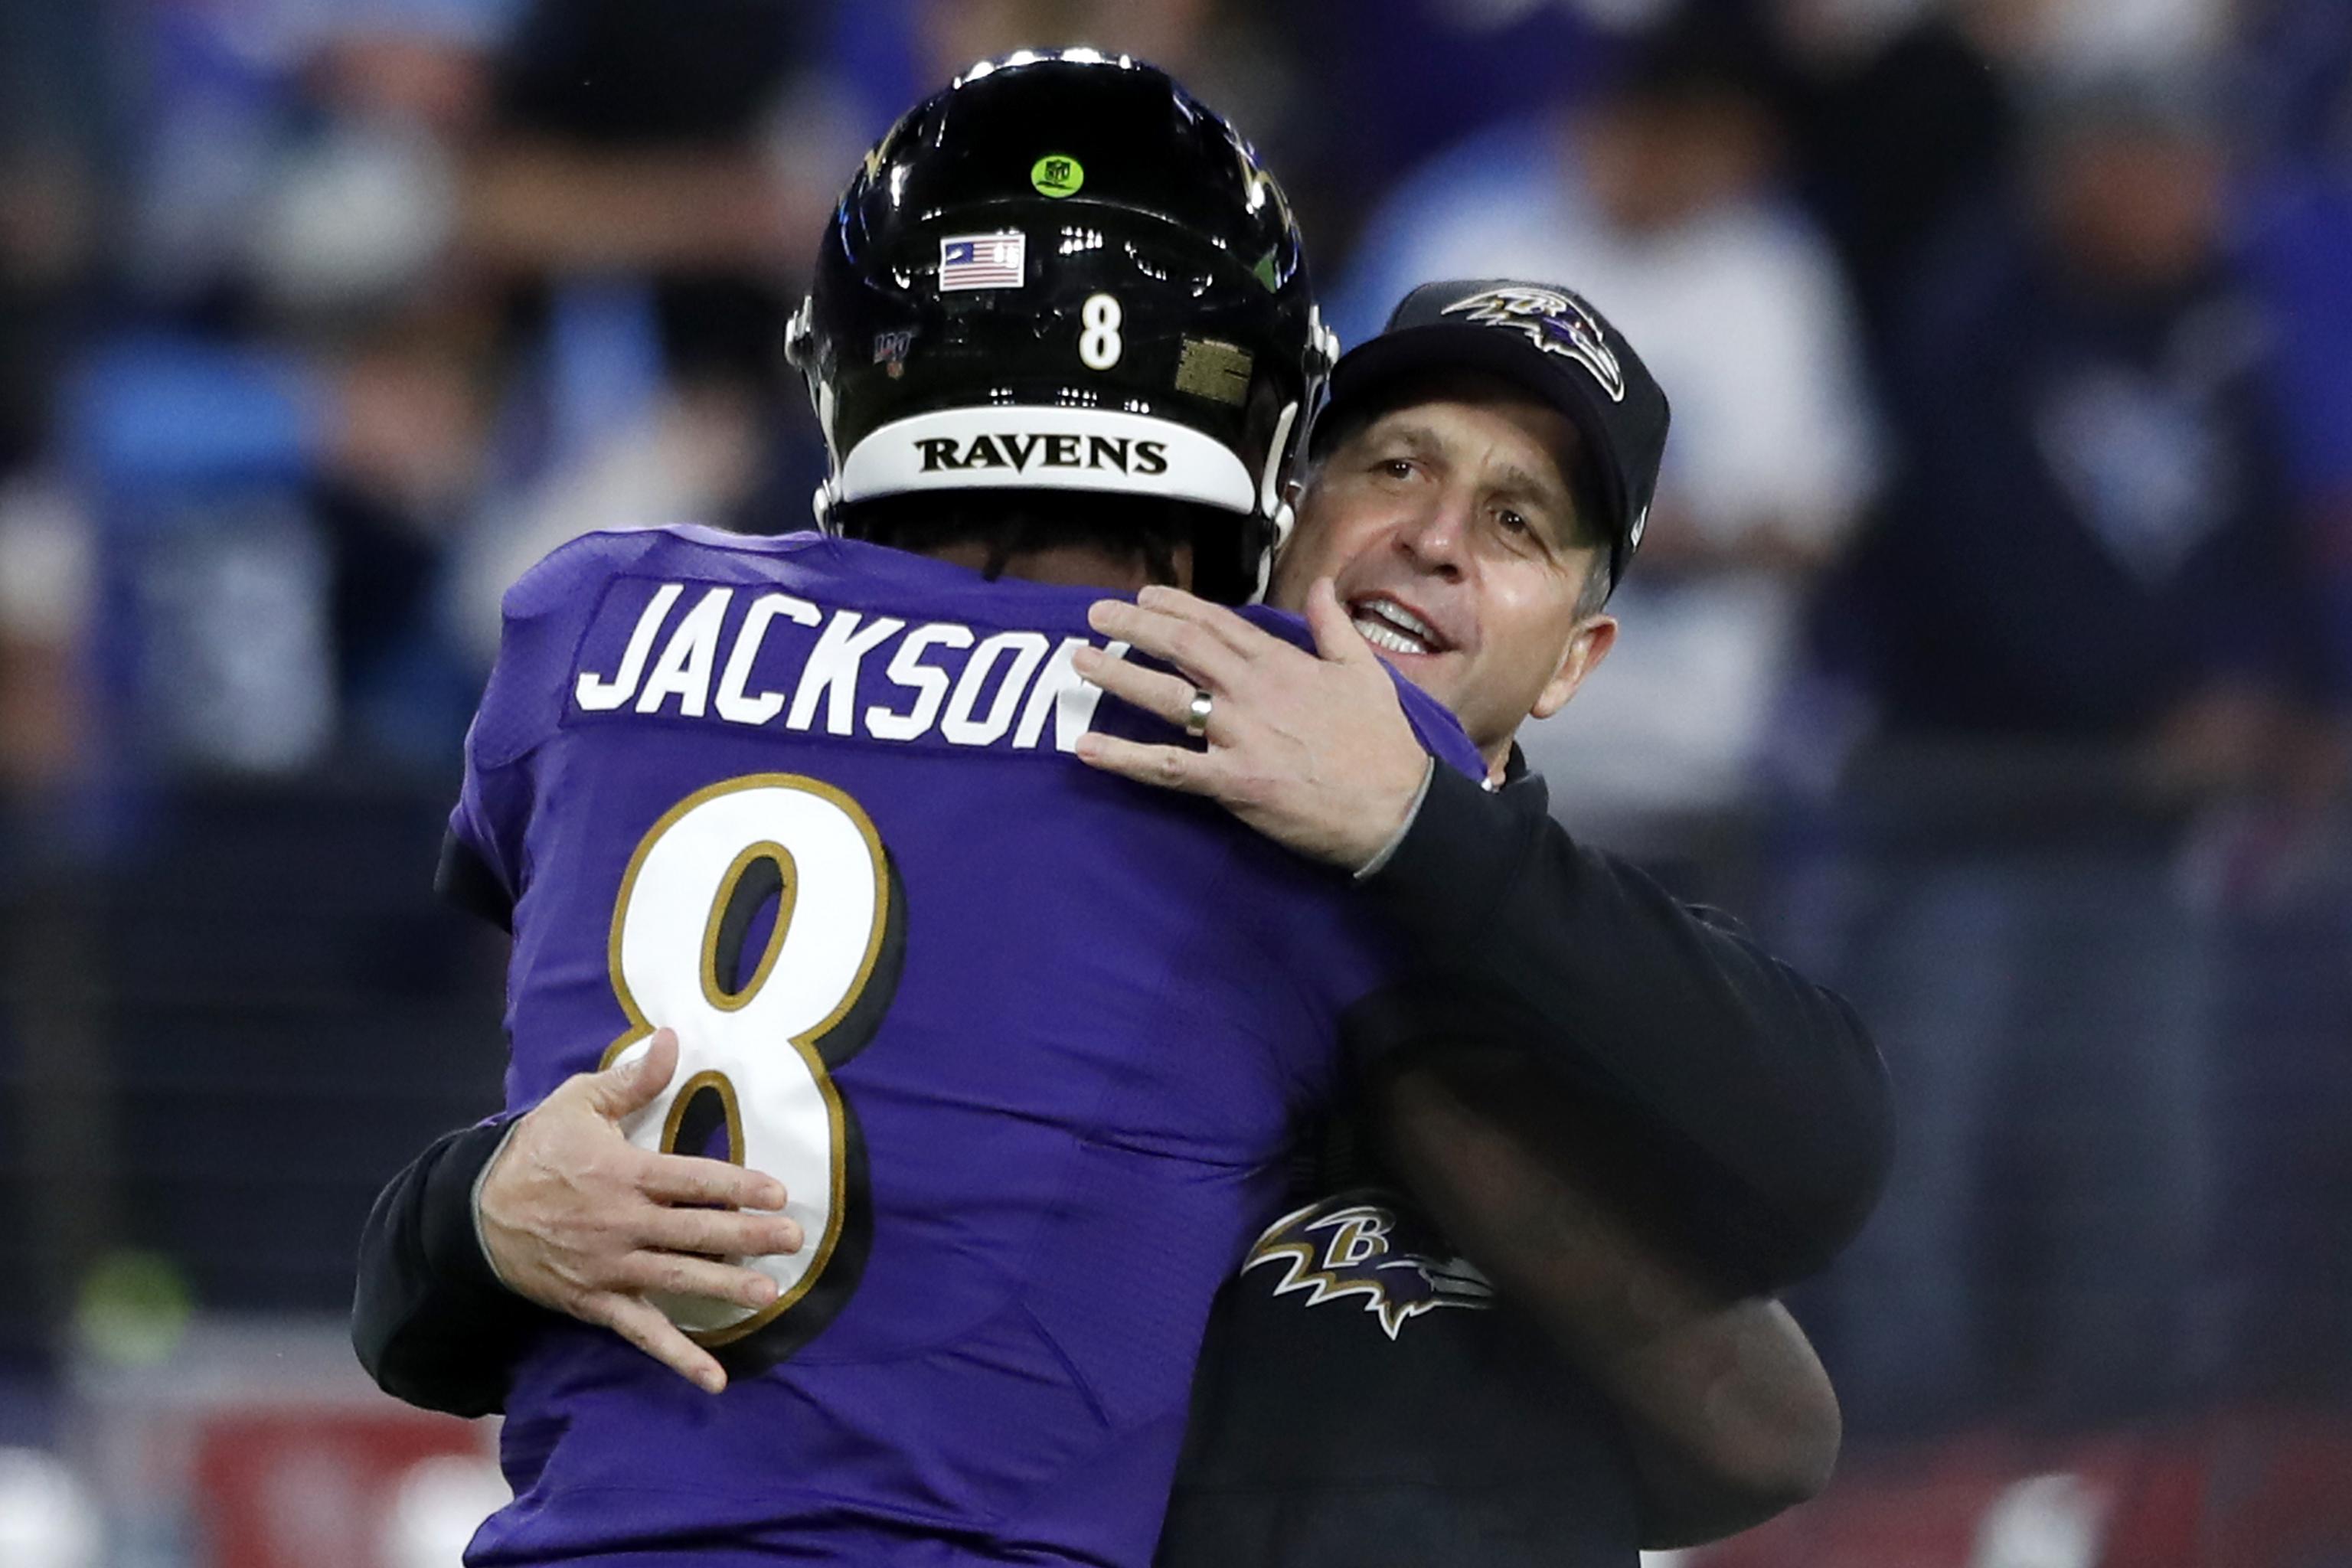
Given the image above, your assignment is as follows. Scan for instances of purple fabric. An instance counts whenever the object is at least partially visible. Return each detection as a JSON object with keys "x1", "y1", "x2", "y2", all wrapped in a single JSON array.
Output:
[
  {"x1": 2241, "y1": 172, "x2": 2352, "y2": 500},
  {"x1": 449, "y1": 527, "x2": 1481, "y2": 1566}
]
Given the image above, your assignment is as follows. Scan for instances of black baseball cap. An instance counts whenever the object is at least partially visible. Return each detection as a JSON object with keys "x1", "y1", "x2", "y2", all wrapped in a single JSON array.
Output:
[{"x1": 1313, "y1": 279, "x2": 1671, "y2": 596}]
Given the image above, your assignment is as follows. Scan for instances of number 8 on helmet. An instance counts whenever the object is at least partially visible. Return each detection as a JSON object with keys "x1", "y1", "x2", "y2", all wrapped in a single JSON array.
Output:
[{"x1": 787, "y1": 50, "x2": 1338, "y2": 605}]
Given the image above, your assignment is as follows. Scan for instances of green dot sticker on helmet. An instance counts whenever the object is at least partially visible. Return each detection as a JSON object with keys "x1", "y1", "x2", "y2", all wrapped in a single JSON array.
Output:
[{"x1": 1031, "y1": 154, "x2": 1085, "y2": 198}]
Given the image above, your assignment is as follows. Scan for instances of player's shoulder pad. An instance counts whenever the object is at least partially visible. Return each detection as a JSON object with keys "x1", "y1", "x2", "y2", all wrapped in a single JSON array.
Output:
[
  {"x1": 472, "y1": 525, "x2": 737, "y2": 773},
  {"x1": 497, "y1": 524, "x2": 684, "y2": 626},
  {"x1": 501, "y1": 524, "x2": 833, "y2": 625}
]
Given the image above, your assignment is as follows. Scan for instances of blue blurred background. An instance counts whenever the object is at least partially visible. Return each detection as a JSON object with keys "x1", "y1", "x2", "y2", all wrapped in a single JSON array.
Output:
[{"x1": 1, "y1": 0, "x2": 2348, "y2": 1563}]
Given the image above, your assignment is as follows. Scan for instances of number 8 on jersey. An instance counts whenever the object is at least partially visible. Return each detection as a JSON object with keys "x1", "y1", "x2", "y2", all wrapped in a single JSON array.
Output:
[{"x1": 603, "y1": 774, "x2": 905, "y2": 1366}]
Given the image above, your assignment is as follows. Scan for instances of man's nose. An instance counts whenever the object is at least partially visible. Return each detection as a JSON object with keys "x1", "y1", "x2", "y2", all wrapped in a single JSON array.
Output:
[{"x1": 1393, "y1": 491, "x2": 1471, "y2": 577}]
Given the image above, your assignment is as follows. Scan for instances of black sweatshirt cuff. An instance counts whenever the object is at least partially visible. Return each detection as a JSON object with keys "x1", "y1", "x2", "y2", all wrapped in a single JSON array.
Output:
[
  {"x1": 1359, "y1": 760, "x2": 1531, "y2": 959},
  {"x1": 354, "y1": 1116, "x2": 547, "y2": 1416},
  {"x1": 420, "y1": 1118, "x2": 522, "y2": 1300}
]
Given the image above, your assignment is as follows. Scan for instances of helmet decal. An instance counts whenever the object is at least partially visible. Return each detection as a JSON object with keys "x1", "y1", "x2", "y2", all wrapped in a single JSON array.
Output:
[{"x1": 1441, "y1": 285, "x2": 1627, "y2": 403}]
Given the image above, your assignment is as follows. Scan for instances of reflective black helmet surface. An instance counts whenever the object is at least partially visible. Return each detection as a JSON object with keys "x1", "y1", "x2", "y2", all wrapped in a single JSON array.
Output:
[{"x1": 788, "y1": 50, "x2": 1335, "y2": 601}]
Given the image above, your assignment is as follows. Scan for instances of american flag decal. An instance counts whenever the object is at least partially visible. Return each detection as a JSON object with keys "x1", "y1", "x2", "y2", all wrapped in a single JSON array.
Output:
[{"x1": 939, "y1": 232, "x2": 1026, "y2": 292}]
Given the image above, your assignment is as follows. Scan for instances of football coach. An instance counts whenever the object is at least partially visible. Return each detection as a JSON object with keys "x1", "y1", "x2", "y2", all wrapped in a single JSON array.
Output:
[{"x1": 1079, "y1": 279, "x2": 1890, "y2": 1563}]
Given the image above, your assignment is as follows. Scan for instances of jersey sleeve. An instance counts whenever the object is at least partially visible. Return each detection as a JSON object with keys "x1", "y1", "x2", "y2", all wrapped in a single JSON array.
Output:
[
  {"x1": 445, "y1": 743, "x2": 531, "y2": 931},
  {"x1": 440, "y1": 531, "x2": 653, "y2": 924}
]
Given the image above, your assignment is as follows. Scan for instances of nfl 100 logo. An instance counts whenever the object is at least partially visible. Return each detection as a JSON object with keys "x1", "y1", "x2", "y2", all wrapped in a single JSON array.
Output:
[{"x1": 872, "y1": 329, "x2": 916, "y2": 377}]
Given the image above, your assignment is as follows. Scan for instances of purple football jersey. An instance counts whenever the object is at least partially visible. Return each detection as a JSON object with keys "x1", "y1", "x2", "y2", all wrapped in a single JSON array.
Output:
[{"x1": 447, "y1": 528, "x2": 1485, "y2": 1566}]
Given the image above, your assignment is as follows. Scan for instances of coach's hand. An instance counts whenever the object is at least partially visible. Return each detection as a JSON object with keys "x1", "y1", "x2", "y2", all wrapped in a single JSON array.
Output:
[
  {"x1": 1075, "y1": 579, "x2": 1432, "y2": 872},
  {"x1": 477, "y1": 1028, "x2": 803, "y2": 1394}
]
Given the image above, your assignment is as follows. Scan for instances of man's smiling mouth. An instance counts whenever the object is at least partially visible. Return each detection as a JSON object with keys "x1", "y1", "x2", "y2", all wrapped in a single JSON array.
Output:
[{"x1": 1349, "y1": 595, "x2": 1449, "y2": 656}]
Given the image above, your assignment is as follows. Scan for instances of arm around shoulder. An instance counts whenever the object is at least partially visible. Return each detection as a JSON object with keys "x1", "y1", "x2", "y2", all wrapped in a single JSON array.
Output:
[
  {"x1": 352, "y1": 1117, "x2": 545, "y2": 1418},
  {"x1": 1370, "y1": 1050, "x2": 1840, "y2": 1547},
  {"x1": 1357, "y1": 760, "x2": 1893, "y2": 1289}
]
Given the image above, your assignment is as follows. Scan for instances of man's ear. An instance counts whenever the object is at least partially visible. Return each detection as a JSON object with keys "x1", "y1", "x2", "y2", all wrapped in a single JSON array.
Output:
[{"x1": 1529, "y1": 615, "x2": 1616, "y2": 722}]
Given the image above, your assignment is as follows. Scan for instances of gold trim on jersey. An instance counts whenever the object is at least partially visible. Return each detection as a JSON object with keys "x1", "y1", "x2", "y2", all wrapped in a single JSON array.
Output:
[
  {"x1": 700, "y1": 841, "x2": 798, "y2": 1014},
  {"x1": 662, "y1": 1069, "x2": 746, "y2": 1168},
  {"x1": 600, "y1": 773, "x2": 895, "y2": 1348}
]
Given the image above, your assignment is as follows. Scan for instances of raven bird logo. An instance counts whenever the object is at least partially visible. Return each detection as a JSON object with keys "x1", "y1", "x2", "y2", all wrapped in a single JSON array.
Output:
[
  {"x1": 1242, "y1": 1195, "x2": 1493, "y2": 1341},
  {"x1": 1442, "y1": 286, "x2": 1626, "y2": 403}
]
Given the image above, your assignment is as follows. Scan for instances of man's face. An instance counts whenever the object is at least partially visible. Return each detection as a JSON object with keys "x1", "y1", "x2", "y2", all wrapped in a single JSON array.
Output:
[{"x1": 1272, "y1": 376, "x2": 1617, "y2": 765}]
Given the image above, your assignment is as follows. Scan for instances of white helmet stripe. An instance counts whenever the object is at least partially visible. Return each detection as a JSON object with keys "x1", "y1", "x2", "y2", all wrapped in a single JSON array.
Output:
[{"x1": 836, "y1": 407, "x2": 1259, "y2": 512}]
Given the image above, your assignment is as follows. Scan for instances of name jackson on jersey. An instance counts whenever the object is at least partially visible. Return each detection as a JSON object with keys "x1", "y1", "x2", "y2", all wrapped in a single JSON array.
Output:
[{"x1": 569, "y1": 577, "x2": 1126, "y2": 755}]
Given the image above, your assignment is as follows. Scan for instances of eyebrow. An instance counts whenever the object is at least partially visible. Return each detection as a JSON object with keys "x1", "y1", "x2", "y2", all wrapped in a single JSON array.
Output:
[
  {"x1": 1364, "y1": 420, "x2": 1446, "y2": 462},
  {"x1": 1488, "y1": 460, "x2": 1570, "y2": 516},
  {"x1": 1364, "y1": 419, "x2": 1577, "y2": 546}
]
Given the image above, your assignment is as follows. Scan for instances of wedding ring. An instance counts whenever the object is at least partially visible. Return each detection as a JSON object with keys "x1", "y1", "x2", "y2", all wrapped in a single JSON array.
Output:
[{"x1": 1184, "y1": 688, "x2": 1214, "y2": 740}]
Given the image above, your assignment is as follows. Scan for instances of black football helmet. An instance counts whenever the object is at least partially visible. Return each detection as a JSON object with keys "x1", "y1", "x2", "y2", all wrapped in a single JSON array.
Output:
[{"x1": 786, "y1": 50, "x2": 1336, "y2": 602}]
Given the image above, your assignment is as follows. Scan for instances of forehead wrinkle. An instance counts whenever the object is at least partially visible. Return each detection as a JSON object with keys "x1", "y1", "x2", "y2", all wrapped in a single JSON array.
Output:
[
  {"x1": 1354, "y1": 416, "x2": 1446, "y2": 460},
  {"x1": 1360, "y1": 416, "x2": 1553, "y2": 492}
]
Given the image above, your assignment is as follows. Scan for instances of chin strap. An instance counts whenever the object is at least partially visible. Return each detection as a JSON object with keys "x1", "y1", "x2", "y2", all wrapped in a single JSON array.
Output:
[
  {"x1": 1250, "y1": 309, "x2": 1340, "y2": 603},
  {"x1": 1249, "y1": 399, "x2": 1302, "y2": 604}
]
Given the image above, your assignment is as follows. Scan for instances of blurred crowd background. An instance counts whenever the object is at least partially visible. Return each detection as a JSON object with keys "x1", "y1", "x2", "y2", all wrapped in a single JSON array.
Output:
[{"x1": 2, "y1": 0, "x2": 2350, "y2": 1563}]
